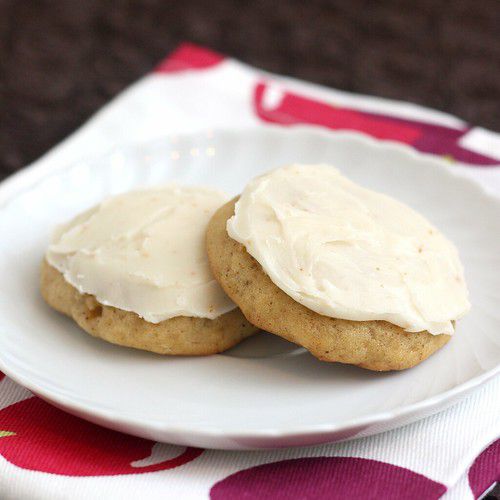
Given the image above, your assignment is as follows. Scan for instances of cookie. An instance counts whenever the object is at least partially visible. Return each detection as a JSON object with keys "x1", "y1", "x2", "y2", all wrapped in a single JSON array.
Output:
[
  {"x1": 41, "y1": 260, "x2": 257, "y2": 355},
  {"x1": 206, "y1": 198, "x2": 450, "y2": 371}
]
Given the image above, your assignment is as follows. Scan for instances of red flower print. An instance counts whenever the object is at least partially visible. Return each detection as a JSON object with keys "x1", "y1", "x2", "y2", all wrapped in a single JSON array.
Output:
[
  {"x1": 0, "y1": 397, "x2": 202, "y2": 476},
  {"x1": 211, "y1": 457, "x2": 446, "y2": 500}
]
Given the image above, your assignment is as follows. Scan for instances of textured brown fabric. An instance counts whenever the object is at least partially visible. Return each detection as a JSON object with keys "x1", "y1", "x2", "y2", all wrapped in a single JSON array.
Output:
[{"x1": 1, "y1": 0, "x2": 499, "y2": 181}]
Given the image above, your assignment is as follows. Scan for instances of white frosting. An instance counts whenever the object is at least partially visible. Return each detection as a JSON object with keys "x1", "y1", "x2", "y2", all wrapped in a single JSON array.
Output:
[
  {"x1": 227, "y1": 164, "x2": 470, "y2": 335},
  {"x1": 47, "y1": 185, "x2": 236, "y2": 322}
]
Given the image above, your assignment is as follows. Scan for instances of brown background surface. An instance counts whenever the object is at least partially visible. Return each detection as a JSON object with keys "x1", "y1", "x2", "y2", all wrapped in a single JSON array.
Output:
[{"x1": 1, "y1": 0, "x2": 499, "y2": 180}]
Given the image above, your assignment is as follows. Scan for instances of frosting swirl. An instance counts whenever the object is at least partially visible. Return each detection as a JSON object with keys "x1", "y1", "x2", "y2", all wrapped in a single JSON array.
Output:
[
  {"x1": 47, "y1": 185, "x2": 236, "y2": 322},
  {"x1": 227, "y1": 164, "x2": 470, "y2": 335}
]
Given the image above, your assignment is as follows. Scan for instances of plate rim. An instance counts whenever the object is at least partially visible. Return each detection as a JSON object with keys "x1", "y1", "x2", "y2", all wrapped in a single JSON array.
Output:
[{"x1": 0, "y1": 125, "x2": 499, "y2": 443}]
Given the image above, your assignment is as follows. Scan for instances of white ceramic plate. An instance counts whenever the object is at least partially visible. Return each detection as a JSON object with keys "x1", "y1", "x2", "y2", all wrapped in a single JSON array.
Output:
[{"x1": 0, "y1": 127, "x2": 499, "y2": 450}]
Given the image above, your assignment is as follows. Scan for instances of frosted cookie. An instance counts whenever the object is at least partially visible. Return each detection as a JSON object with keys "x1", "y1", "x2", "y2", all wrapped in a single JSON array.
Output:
[
  {"x1": 206, "y1": 165, "x2": 470, "y2": 370},
  {"x1": 41, "y1": 186, "x2": 257, "y2": 355}
]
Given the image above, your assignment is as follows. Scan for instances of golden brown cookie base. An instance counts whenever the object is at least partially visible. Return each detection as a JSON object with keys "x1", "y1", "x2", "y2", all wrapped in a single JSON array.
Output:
[
  {"x1": 40, "y1": 260, "x2": 257, "y2": 355},
  {"x1": 206, "y1": 198, "x2": 451, "y2": 371}
]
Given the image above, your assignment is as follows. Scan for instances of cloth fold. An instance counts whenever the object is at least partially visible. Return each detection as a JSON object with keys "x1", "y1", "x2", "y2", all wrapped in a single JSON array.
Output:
[{"x1": 0, "y1": 43, "x2": 498, "y2": 499}]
